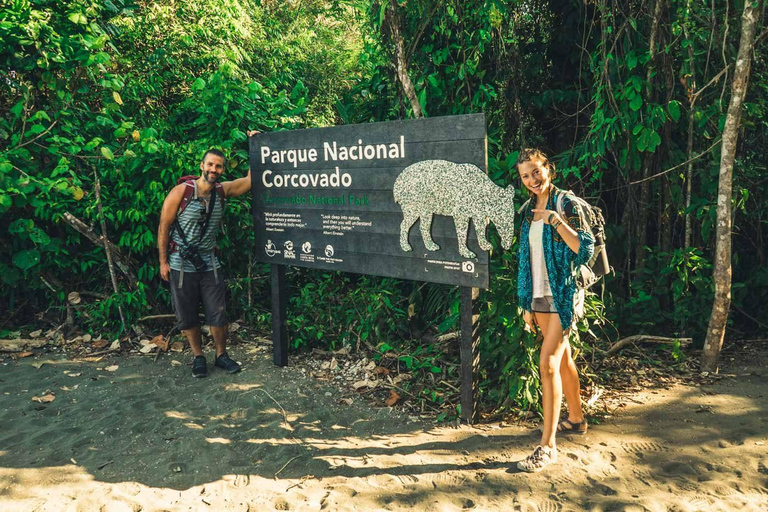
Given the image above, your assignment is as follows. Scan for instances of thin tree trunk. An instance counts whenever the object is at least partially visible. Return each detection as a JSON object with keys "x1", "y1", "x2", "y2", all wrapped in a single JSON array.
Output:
[
  {"x1": 683, "y1": 0, "x2": 699, "y2": 248},
  {"x1": 701, "y1": 0, "x2": 762, "y2": 372},
  {"x1": 93, "y1": 168, "x2": 129, "y2": 334},
  {"x1": 384, "y1": 0, "x2": 423, "y2": 118},
  {"x1": 636, "y1": 0, "x2": 665, "y2": 270}
]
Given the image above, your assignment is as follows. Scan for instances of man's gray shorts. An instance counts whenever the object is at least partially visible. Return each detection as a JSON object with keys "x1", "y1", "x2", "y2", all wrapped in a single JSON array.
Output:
[{"x1": 170, "y1": 269, "x2": 228, "y2": 330}]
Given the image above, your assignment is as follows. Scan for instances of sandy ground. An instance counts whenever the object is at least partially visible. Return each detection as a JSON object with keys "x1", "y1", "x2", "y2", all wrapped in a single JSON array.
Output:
[{"x1": 1, "y1": 341, "x2": 767, "y2": 512}]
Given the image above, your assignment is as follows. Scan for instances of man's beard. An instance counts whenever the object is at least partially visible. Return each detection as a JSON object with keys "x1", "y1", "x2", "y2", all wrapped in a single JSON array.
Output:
[{"x1": 203, "y1": 172, "x2": 219, "y2": 184}]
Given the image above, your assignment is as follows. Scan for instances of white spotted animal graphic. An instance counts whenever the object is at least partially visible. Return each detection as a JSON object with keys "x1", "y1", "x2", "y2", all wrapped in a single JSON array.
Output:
[{"x1": 393, "y1": 159, "x2": 515, "y2": 259}]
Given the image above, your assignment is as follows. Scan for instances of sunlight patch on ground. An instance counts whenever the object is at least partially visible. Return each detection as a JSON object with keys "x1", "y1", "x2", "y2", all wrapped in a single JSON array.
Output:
[
  {"x1": 223, "y1": 383, "x2": 261, "y2": 392},
  {"x1": 165, "y1": 410, "x2": 192, "y2": 420},
  {"x1": 205, "y1": 438, "x2": 232, "y2": 445}
]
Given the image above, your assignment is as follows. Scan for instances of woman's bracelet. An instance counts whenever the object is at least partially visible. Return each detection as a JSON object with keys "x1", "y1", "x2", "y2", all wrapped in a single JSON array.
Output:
[{"x1": 551, "y1": 220, "x2": 562, "y2": 230}]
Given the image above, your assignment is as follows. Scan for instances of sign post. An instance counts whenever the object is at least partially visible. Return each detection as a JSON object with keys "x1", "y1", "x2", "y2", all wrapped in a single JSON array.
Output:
[{"x1": 250, "y1": 114, "x2": 515, "y2": 423}]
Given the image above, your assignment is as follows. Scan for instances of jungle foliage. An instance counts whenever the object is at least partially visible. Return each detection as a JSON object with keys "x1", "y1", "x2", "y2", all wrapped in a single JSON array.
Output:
[{"x1": 2, "y1": 0, "x2": 766, "y2": 413}]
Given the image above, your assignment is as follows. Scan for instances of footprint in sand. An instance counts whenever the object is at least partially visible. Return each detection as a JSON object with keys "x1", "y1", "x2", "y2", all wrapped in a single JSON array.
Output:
[
  {"x1": 587, "y1": 476, "x2": 619, "y2": 496},
  {"x1": 519, "y1": 498, "x2": 561, "y2": 512},
  {"x1": 710, "y1": 483, "x2": 740, "y2": 497},
  {"x1": 621, "y1": 441, "x2": 668, "y2": 457},
  {"x1": 758, "y1": 460, "x2": 768, "y2": 475},
  {"x1": 662, "y1": 461, "x2": 700, "y2": 477},
  {"x1": 686, "y1": 494, "x2": 715, "y2": 508}
]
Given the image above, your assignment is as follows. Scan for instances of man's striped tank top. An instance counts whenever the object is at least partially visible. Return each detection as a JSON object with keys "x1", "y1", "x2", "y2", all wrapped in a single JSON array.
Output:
[{"x1": 169, "y1": 181, "x2": 224, "y2": 272}]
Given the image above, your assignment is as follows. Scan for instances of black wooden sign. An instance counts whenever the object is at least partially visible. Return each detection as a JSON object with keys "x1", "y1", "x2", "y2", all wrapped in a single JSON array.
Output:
[{"x1": 250, "y1": 113, "x2": 514, "y2": 289}]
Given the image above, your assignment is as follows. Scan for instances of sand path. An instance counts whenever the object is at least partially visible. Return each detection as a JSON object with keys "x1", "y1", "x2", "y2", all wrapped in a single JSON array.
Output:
[{"x1": 1, "y1": 342, "x2": 766, "y2": 511}]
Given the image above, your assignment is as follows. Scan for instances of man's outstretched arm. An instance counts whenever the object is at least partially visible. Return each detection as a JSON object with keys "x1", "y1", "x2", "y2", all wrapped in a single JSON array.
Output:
[
  {"x1": 158, "y1": 185, "x2": 184, "y2": 281},
  {"x1": 222, "y1": 170, "x2": 252, "y2": 198},
  {"x1": 223, "y1": 130, "x2": 260, "y2": 198}
]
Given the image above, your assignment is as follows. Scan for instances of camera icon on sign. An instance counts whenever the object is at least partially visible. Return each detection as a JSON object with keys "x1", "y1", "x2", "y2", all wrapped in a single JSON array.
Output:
[{"x1": 461, "y1": 261, "x2": 475, "y2": 273}]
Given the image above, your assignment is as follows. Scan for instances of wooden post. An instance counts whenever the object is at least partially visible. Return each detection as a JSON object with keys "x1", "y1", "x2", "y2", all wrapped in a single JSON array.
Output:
[
  {"x1": 459, "y1": 286, "x2": 480, "y2": 423},
  {"x1": 271, "y1": 264, "x2": 288, "y2": 367}
]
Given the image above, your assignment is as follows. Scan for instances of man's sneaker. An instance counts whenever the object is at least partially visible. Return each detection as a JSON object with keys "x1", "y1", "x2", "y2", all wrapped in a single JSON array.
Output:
[
  {"x1": 192, "y1": 355, "x2": 207, "y2": 378},
  {"x1": 215, "y1": 352, "x2": 241, "y2": 374},
  {"x1": 517, "y1": 445, "x2": 557, "y2": 473}
]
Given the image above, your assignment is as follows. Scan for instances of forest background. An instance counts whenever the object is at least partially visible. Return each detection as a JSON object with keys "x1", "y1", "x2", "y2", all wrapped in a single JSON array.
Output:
[{"x1": 1, "y1": 0, "x2": 766, "y2": 416}]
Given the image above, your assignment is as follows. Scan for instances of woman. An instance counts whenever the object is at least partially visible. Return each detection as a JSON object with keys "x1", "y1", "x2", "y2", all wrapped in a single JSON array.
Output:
[{"x1": 515, "y1": 148, "x2": 595, "y2": 472}]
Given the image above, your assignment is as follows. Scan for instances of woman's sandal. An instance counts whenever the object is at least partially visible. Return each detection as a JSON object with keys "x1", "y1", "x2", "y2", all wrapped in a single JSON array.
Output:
[{"x1": 557, "y1": 418, "x2": 588, "y2": 435}]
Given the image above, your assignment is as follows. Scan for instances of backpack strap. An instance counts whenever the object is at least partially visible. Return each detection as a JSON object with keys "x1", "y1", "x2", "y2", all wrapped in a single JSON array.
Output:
[
  {"x1": 555, "y1": 189, "x2": 572, "y2": 218},
  {"x1": 517, "y1": 197, "x2": 532, "y2": 215}
]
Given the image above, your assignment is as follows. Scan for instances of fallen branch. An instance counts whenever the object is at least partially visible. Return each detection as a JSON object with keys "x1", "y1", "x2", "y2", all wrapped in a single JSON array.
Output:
[
  {"x1": 605, "y1": 335, "x2": 692, "y2": 356},
  {"x1": 0, "y1": 338, "x2": 47, "y2": 352},
  {"x1": 61, "y1": 212, "x2": 139, "y2": 289}
]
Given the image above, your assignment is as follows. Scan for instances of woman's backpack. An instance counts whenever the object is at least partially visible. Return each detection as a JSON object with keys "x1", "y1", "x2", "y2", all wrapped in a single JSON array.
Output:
[{"x1": 556, "y1": 190, "x2": 611, "y2": 289}]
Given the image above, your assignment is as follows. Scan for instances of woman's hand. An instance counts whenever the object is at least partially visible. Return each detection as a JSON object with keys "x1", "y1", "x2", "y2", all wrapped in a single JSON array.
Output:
[
  {"x1": 522, "y1": 310, "x2": 536, "y2": 333},
  {"x1": 531, "y1": 209, "x2": 562, "y2": 225}
]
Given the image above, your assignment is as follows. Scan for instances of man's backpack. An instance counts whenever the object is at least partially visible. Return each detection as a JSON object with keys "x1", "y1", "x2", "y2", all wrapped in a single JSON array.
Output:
[
  {"x1": 168, "y1": 176, "x2": 226, "y2": 254},
  {"x1": 556, "y1": 190, "x2": 611, "y2": 289}
]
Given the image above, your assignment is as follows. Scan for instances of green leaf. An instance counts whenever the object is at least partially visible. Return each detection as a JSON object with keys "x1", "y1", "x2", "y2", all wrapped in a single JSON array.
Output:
[
  {"x1": 9, "y1": 219, "x2": 34, "y2": 234},
  {"x1": 100, "y1": 146, "x2": 114, "y2": 160},
  {"x1": 67, "y1": 12, "x2": 87, "y2": 25},
  {"x1": 29, "y1": 228, "x2": 51, "y2": 246},
  {"x1": 192, "y1": 78, "x2": 206, "y2": 91},
  {"x1": 667, "y1": 100, "x2": 682, "y2": 122},
  {"x1": 626, "y1": 52, "x2": 638, "y2": 70},
  {"x1": 629, "y1": 94, "x2": 643, "y2": 111},
  {"x1": 13, "y1": 249, "x2": 41, "y2": 271}
]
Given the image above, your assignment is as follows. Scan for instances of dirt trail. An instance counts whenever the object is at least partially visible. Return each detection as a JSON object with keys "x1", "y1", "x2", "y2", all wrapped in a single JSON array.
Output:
[{"x1": 1, "y1": 341, "x2": 766, "y2": 511}]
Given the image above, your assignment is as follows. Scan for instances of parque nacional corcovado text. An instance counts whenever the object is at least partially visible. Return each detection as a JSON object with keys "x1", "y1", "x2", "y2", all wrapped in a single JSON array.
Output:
[{"x1": 260, "y1": 136, "x2": 405, "y2": 206}]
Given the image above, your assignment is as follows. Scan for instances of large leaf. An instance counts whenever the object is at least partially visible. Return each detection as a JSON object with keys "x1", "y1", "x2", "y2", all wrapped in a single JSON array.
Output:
[{"x1": 13, "y1": 250, "x2": 41, "y2": 271}]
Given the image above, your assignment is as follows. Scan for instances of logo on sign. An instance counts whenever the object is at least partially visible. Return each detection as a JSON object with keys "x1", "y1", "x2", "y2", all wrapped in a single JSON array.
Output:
[
  {"x1": 325, "y1": 245, "x2": 334, "y2": 257},
  {"x1": 461, "y1": 261, "x2": 475, "y2": 273},
  {"x1": 265, "y1": 240, "x2": 279, "y2": 257},
  {"x1": 284, "y1": 240, "x2": 296, "y2": 259},
  {"x1": 302, "y1": 241, "x2": 312, "y2": 254}
]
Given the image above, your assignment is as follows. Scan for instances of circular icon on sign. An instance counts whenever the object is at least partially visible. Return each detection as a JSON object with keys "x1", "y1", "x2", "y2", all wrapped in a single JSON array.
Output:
[
  {"x1": 284, "y1": 240, "x2": 294, "y2": 251},
  {"x1": 302, "y1": 241, "x2": 312, "y2": 254},
  {"x1": 325, "y1": 245, "x2": 334, "y2": 257},
  {"x1": 265, "y1": 240, "x2": 279, "y2": 257},
  {"x1": 461, "y1": 261, "x2": 475, "y2": 273}
]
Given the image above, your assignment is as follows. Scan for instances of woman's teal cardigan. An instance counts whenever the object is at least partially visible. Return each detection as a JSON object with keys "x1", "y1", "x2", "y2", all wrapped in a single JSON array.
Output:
[{"x1": 517, "y1": 186, "x2": 595, "y2": 329}]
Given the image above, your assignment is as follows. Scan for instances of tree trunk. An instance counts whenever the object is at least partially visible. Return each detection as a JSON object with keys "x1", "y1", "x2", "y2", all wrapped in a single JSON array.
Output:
[
  {"x1": 93, "y1": 168, "x2": 129, "y2": 334},
  {"x1": 683, "y1": 0, "x2": 698, "y2": 248},
  {"x1": 701, "y1": 0, "x2": 762, "y2": 372},
  {"x1": 636, "y1": 0, "x2": 665, "y2": 270},
  {"x1": 384, "y1": 0, "x2": 423, "y2": 118}
]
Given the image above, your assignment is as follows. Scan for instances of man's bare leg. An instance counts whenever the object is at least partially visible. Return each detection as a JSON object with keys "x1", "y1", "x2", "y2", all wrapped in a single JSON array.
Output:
[
  {"x1": 183, "y1": 326, "x2": 204, "y2": 357},
  {"x1": 211, "y1": 325, "x2": 228, "y2": 357}
]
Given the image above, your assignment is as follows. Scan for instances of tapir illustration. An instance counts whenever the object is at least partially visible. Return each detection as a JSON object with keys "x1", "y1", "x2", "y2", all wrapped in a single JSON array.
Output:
[{"x1": 393, "y1": 159, "x2": 515, "y2": 259}]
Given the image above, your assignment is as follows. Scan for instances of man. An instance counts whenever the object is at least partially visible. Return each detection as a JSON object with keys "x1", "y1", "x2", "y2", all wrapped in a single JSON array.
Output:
[{"x1": 158, "y1": 148, "x2": 252, "y2": 377}]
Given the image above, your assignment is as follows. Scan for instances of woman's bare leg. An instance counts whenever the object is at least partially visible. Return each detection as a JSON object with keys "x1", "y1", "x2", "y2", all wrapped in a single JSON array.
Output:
[
  {"x1": 534, "y1": 312, "x2": 570, "y2": 449},
  {"x1": 559, "y1": 341, "x2": 584, "y2": 424}
]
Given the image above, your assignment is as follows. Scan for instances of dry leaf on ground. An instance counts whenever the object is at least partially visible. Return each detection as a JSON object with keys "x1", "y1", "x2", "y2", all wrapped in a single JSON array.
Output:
[
  {"x1": 17, "y1": 351, "x2": 34, "y2": 358},
  {"x1": 104, "y1": 365, "x2": 119, "y2": 372},
  {"x1": 171, "y1": 341, "x2": 184, "y2": 352},
  {"x1": 385, "y1": 390, "x2": 401, "y2": 407},
  {"x1": 373, "y1": 366, "x2": 390, "y2": 375},
  {"x1": 67, "y1": 292, "x2": 81, "y2": 304},
  {"x1": 30, "y1": 330, "x2": 42, "y2": 338},
  {"x1": 151, "y1": 335, "x2": 168, "y2": 351},
  {"x1": 32, "y1": 394, "x2": 56, "y2": 403},
  {"x1": 353, "y1": 379, "x2": 377, "y2": 390},
  {"x1": 92, "y1": 339, "x2": 109, "y2": 349}
]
